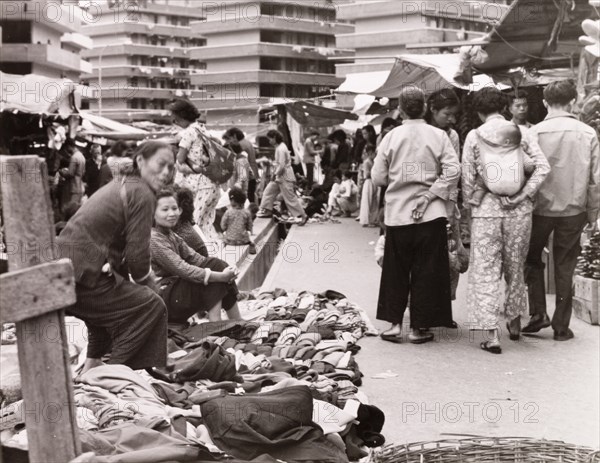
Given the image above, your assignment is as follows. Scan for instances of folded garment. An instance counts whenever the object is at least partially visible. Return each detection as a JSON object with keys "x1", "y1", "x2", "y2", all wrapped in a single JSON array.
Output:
[
  {"x1": 294, "y1": 332, "x2": 322, "y2": 347},
  {"x1": 275, "y1": 326, "x2": 302, "y2": 346},
  {"x1": 290, "y1": 307, "x2": 310, "y2": 322},
  {"x1": 151, "y1": 382, "x2": 195, "y2": 409},
  {"x1": 296, "y1": 294, "x2": 315, "y2": 310},
  {"x1": 250, "y1": 324, "x2": 271, "y2": 345},
  {"x1": 268, "y1": 296, "x2": 288, "y2": 308},
  {"x1": 157, "y1": 341, "x2": 240, "y2": 383},
  {"x1": 299, "y1": 309, "x2": 319, "y2": 331},
  {"x1": 183, "y1": 321, "x2": 260, "y2": 344},
  {"x1": 321, "y1": 351, "x2": 346, "y2": 368},
  {"x1": 188, "y1": 388, "x2": 227, "y2": 405}
]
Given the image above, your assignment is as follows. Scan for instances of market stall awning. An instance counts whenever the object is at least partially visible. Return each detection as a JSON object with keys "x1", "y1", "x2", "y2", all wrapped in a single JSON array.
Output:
[
  {"x1": 337, "y1": 54, "x2": 503, "y2": 97},
  {"x1": 260, "y1": 99, "x2": 358, "y2": 127},
  {"x1": 0, "y1": 72, "x2": 79, "y2": 117}
]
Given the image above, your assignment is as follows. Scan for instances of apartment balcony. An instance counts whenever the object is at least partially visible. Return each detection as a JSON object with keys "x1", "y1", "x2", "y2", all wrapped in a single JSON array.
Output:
[
  {"x1": 1, "y1": 1, "x2": 81, "y2": 34},
  {"x1": 422, "y1": 0, "x2": 510, "y2": 23},
  {"x1": 191, "y1": 69, "x2": 342, "y2": 87},
  {"x1": 337, "y1": 28, "x2": 455, "y2": 50},
  {"x1": 190, "y1": 42, "x2": 353, "y2": 61},
  {"x1": 83, "y1": 65, "x2": 198, "y2": 79},
  {"x1": 61, "y1": 32, "x2": 93, "y2": 50},
  {"x1": 91, "y1": 86, "x2": 205, "y2": 101},
  {"x1": 192, "y1": 16, "x2": 354, "y2": 36},
  {"x1": 83, "y1": 44, "x2": 200, "y2": 60},
  {"x1": 0, "y1": 44, "x2": 86, "y2": 73},
  {"x1": 337, "y1": 1, "x2": 421, "y2": 21},
  {"x1": 84, "y1": 22, "x2": 198, "y2": 39}
]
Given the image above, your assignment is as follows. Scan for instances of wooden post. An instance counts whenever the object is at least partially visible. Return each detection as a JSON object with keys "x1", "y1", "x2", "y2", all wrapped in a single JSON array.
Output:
[{"x1": 0, "y1": 156, "x2": 80, "y2": 462}]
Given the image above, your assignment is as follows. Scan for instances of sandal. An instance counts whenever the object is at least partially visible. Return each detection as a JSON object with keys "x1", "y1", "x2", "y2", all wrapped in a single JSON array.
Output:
[
  {"x1": 408, "y1": 332, "x2": 434, "y2": 344},
  {"x1": 480, "y1": 341, "x2": 502, "y2": 354},
  {"x1": 380, "y1": 332, "x2": 402, "y2": 344}
]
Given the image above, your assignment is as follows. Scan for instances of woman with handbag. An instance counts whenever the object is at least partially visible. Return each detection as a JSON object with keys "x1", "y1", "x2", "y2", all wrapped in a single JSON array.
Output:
[
  {"x1": 57, "y1": 141, "x2": 174, "y2": 374},
  {"x1": 462, "y1": 87, "x2": 550, "y2": 354},
  {"x1": 170, "y1": 99, "x2": 221, "y2": 245}
]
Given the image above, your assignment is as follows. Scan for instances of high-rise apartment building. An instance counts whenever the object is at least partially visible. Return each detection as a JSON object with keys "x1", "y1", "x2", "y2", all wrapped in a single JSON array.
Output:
[
  {"x1": 0, "y1": 0, "x2": 92, "y2": 80},
  {"x1": 188, "y1": 0, "x2": 354, "y2": 129},
  {"x1": 81, "y1": 0, "x2": 206, "y2": 118},
  {"x1": 335, "y1": 0, "x2": 502, "y2": 78}
]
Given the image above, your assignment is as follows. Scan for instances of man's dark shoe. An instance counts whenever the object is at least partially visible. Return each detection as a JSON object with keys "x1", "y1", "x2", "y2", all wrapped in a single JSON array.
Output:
[
  {"x1": 408, "y1": 331, "x2": 434, "y2": 344},
  {"x1": 553, "y1": 328, "x2": 574, "y2": 341},
  {"x1": 521, "y1": 314, "x2": 551, "y2": 333}
]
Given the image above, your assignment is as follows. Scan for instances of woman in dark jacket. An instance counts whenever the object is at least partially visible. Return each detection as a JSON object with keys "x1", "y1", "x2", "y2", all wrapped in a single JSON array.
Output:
[{"x1": 57, "y1": 141, "x2": 174, "y2": 374}]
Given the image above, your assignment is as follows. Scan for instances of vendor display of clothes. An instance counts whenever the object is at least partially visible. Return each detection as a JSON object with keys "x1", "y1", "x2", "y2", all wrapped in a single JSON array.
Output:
[{"x1": 0, "y1": 289, "x2": 384, "y2": 462}]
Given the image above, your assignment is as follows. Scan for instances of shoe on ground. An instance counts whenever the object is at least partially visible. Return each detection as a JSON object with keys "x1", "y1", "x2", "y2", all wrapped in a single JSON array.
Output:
[
  {"x1": 522, "y1": 314, "x2": 551, "y2": 333},
  {"x1": 408, "y1": 331, "x2": 434, "y2": 344},
  {"x1": 256, "y1": 209, "x2": 273, "y2": 218},
  {"x1": 553, "y1": 328, "x2": 574, "y2": 341},
  {"x1": 248, "y1": 243, "x2": 257, "y2": 255}
]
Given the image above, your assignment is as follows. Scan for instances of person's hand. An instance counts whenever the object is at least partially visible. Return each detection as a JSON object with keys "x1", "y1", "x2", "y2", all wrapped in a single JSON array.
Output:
[
  {"x1": 500, "y1": 191, "x2": 528, "y2": 210},
  {"x1": 412, "y1": 194, "x2": 432, "y2": 222},
  {"x1": 584, "y1": 219, "x2": 599, "y2": 234},
  {"x1": 222, "y1": 267, "x2": 238, "y2": 284},
  {"x1": 143, "y1": 275, "x2": 160, "y2": 294}
]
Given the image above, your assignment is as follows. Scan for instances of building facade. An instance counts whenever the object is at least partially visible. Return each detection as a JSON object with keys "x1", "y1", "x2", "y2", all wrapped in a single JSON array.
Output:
[
  {"x1": 335, "y1": 0, "x2": 507, "y2": 78},
  {"x1": 81, "y1": 0, "x2": 206, "y2": 118},
  {"x1": 188, "y1": 0, "x2": 354, "y2": 130},
  {"x1": 0, "y1": 0, "x2": 92, "y2": 80}
]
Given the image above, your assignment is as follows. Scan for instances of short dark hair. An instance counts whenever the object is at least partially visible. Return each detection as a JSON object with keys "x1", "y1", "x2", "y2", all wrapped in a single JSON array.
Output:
[
  {"x1": 266, "y1": 130, "x2": 284, "y2": 144},
  {"x1": 399, "y1": 87, "x2": 426, "y2": 119},
  {"x1": 427, "y1": 88, "x2": 460, "y2": 112},
  {"x1": 381, "y1": 117, "x2": 399, "y2": 131},
  {"x1": 110, "y1": 140, "x2": 129, "y2": 158},
  {"x1": 543, "y1": 79, "x2": 577, "y2": 106},
  {"x1": 333, "y1": 169, "x2": 342, "y2": 180},
  {"x1": 225, "y1": 127, "x2": 245, "y2": 141},
  {"x1": 508, "y1": 88, "x2": 529, "y2": 104},
  {"x1": 176, "y1": 187, "x2": 195, "y2": 224},
  {"x1": 342, "y1": 170, "x2": 352, "y2": 179},
  {"x1": 169, "y1": 98, "x2": 200, "y2": 123},
  {"x1": 229, "y1": 186, "x2": 247, "y2": 205},
  {"x1": 156, "y1": 188, "x2": 177, "y2": 203},
  {"x1": 229, "y1": 141, "x2": 242, "y2": 155},
  {"x1": 472, "y1": 87, "x2": 508, "y2": 116}
]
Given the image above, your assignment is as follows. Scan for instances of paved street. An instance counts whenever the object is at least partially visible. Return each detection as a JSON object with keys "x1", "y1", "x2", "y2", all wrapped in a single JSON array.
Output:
[{"x1": 262, "y1": 219, "x2": 600, "y2": 449}]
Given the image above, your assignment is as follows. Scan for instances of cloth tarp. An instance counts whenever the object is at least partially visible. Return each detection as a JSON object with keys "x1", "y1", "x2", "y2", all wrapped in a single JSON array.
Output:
[
  {"x1": 337, "y1": 54, "x2": 503, "y2": 97},
  {"x1": 0, "y1": 71, "x2": 79, "y2": 117}
]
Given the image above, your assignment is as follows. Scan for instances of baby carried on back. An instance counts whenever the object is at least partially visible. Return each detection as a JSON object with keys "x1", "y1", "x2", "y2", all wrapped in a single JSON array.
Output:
[{"x1": 469, "y1": 121, "x2": 535, "y2": 205}]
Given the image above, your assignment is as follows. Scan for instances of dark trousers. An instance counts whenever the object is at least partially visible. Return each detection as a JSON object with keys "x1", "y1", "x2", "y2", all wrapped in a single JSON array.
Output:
[
  {"x1": 71, "y1": 275, "x2": 168, "y2": 369},
  {"x1": 248, "y1": 178, "x2": 257, "y2": 203},
  {"x1": 377, "y1": 218, "x2": 453, "y2": 329},
  {"x1": 525, "y1": 213, "x2": 587, "y2": 333},
  {"x1": 305, "y1": 163, "x2": 315, "y2": 188}
]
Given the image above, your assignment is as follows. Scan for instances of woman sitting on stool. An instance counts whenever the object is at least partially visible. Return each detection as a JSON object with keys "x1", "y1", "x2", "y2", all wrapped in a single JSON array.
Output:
[{"x1": 150, "y1": 189, "x2": 243, "y2": 324}]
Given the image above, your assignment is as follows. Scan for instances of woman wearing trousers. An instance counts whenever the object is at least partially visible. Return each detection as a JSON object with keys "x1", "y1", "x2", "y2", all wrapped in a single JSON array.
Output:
[
  {"x1": 373, "y1": 88, "x2": 460, "y2": 344},
  {"x1": 57, "y1": 141, "x2": 174, "y2": 374}
]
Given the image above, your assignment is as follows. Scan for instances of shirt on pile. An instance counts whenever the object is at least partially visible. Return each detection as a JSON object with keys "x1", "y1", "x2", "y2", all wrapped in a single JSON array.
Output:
[
  {"x1": 529, "y1": 111, "x2": 599, "y2": 220},
  {"x1": 221, "y1": 207, "x2": 253, "y2": 245},
  {"x1": 372, "y1": 119, "x2": 460, "y2": 226}
]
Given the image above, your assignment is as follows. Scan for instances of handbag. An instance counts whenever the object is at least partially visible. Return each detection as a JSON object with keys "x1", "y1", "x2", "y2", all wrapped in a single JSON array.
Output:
[{"x1": 188, "y1": 128, "x2": 235, "y2": 184}]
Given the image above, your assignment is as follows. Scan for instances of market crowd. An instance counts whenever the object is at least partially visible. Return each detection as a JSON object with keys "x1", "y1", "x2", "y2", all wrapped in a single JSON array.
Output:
[{"x1": 50, "y1": 79, "x2": 599, "y2": 379}]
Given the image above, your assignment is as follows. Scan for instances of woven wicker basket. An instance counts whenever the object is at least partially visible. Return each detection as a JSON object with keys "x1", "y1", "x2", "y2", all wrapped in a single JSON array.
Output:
[{"x1": 374, "y1": 437, "x2": 600, "y2": 463}]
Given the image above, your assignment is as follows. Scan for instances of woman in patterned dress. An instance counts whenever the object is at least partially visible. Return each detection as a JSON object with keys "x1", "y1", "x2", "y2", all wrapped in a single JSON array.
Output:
[
  {"x1": 170, "y1": 99, "x2": 221, "y2": 247},
  {"x1": 462, "y1": 88, "x2": 550, "y2": 354}
]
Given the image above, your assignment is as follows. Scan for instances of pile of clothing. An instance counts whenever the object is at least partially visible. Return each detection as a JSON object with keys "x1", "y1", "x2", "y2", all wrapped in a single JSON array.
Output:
[{"x1": 1, "y1": 290, "x2": 385, "y2": 462}]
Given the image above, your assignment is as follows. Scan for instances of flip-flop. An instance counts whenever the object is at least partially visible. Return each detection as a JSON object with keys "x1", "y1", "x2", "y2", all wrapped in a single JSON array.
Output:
[
  {"x1": 480, "y1": 341, "x2": 502, "y2": 354},
  {"x1": 506, "y1": 322, "x2": 520, "y2": 341},
  {"x1": 380, "y1": 333, "x2": 402, "y2": 344}
]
